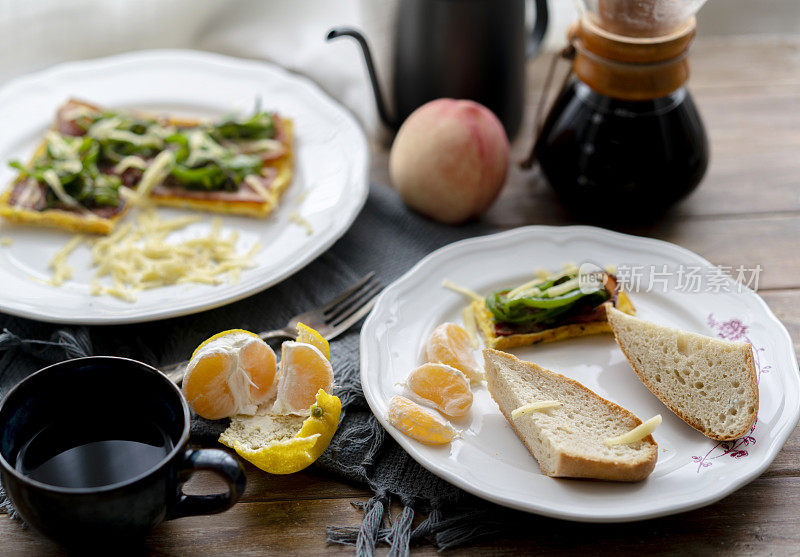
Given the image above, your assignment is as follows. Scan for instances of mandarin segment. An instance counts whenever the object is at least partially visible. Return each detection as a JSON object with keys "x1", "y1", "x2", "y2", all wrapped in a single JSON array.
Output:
[
  {"x1": 406, "y1": 363, "x2": 473, "y2": 418},
  {"x1": 296, "y1": 323, "x2": 331, "y2": 361},
  {"x1": 239, "y1": 339, "x2": 278, "y2": 404},
  {"x1": 387, "y1": 395, "x2": 456, "y2": 445},
  {"x1": 182, "y1": 351, "x2": 236, "y2": 420},
  {"x1": 426, "y1": 322, "x2": 484, "y2": 381},
  {"x1": 272, "y1": 342, "x2": 334, "y2": 415},
  {"x1": 182, "y1": 330, "x2": 278, "y2": 420}
]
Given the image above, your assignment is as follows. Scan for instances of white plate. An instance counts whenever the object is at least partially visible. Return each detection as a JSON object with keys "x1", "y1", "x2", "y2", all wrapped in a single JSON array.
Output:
[
  {"x1": 0, "y1": 50, "x2": 369, "y2": 324},
  {"x1": 361, "y1": 226, "x2": 800, "y2": 522}
]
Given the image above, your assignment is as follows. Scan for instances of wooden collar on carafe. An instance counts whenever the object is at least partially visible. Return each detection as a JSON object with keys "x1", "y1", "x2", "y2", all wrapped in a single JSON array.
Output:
[{"x1": 569, "y1": 15, "x2": 697, "y2": 101}]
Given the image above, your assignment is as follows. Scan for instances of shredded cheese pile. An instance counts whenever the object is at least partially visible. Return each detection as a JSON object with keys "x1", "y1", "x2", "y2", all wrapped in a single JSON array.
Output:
[
  {"x1": 48, "y1": 209, "x2": 260, "y2": 302},
  {"x1": 49, "y1": 235, "x2": 85, "y2": 286}
]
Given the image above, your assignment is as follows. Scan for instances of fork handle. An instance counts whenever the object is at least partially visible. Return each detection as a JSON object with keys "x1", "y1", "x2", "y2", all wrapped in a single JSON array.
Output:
[
  {"x1": 258, "y1": 328, "x2": 296, "y2": 341},
  {"x1": 161, "y1": 328, "x2": 296, "y2": 385}
]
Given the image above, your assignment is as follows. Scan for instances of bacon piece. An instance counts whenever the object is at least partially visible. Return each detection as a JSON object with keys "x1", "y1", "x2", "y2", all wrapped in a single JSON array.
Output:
[
  {"x1": 54, "y1": 99, "x2": 100, "y2": 137},
  {"x1": 151, "y1": 168, "x2": 277, "y2": 204}
]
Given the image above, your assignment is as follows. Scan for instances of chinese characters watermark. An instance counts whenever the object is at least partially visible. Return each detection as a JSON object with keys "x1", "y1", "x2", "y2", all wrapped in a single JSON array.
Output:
[{"x1": 578, "y1": 262, "x2": 762, "y2": 294}]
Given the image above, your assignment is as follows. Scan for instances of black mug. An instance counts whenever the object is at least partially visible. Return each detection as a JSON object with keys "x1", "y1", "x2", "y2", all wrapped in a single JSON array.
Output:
[
  {"x1": 0, "y1": 356, "x2": 246, "y2": 547},
  {"x1": 328, "y1": 0, "x2": 549, "y2": 138}
]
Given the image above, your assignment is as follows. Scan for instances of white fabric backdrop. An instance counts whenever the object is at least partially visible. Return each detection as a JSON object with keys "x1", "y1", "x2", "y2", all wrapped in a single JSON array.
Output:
[
  {"x1": 0, "y1": 0, "x2": 779, "y2": 135},
  {"x1": 0, "y1": 0, "x2": 398, "y2": 135},
  {"x1": 0, "y1": 0, "x2": 574, "y2": 136}
]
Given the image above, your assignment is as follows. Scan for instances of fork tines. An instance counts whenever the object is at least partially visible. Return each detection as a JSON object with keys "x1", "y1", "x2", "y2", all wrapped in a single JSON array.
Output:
[{"x1": 324, "y1": 273, "x2": 382, "y2": 326}]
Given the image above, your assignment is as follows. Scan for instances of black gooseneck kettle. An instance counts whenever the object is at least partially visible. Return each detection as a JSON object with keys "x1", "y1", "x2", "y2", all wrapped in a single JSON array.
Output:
[{"x1": 327, "y1": 0, "x2": 549, "y2": 139}]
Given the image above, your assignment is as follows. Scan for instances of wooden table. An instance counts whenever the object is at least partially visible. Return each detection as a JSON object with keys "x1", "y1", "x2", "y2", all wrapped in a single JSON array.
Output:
[{"x1": 4, "y1": 35, "x2": 800, "y2": 555}]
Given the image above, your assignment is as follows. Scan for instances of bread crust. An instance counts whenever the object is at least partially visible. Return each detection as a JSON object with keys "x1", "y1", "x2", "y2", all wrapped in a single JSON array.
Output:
[
  {"x1": 607, "y1": 307, "x2": 759, "y2": 441},
  {"x1": 474, "y1": 291, "x2": 636, "y2": 350},
  {"x1": 484, "y1": 349, "x2": 658, "y2": 482}
]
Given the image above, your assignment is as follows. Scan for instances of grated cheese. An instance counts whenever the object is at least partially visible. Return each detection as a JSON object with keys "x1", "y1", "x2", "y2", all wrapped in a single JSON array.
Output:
[
  {"x1": 49, "y1": 235, "x2": 85, "y2": 286},
  {"x1": 244, "y1": 174, "x2": 271, "y2": 202},
  {"x1": 544, "y1": 277, "x2": 579, "y2": 297},
  {"x1": 107, "y1": 129, "x2": 163, "y2": 149},
  {"x1": 61, "y1": 105, "x2": 100, "y2": 122},
  {"x1": 604, "y1": 415, "x2": 662, "y2": 446},
  {"x1": 235, "y1": 138, "x2": 283, "y2": 154},
  {"x1": 87, "y1": 116, "x2": 123, "y2": 141},
  {"x1": 45, "y1": 131, "x2": 82, "y2": 160},
  {"x1": 66, "y1": 209, "x2": 261, "y2": 302},
  {"x1": 511, "y1": 400, "x2": 562, "y2": 419},
  {"x1": 461, "y1": 304, "x2": 479, "y2": 349},
  {"x1": 42, "y1": 169, "x2": 81, "y2": 209},
  {"x1": 113, "y1": 156, "x2": 148, "y2": 174},
  {"x1": 441, "y1": 279, "x2": 483, "y2": 303},
  {"x1": 288, "y1": 211, "x2": 313, "y2": 235},
  {"x1": 562, "y1": 261, "x2": 579, "y2": 275},
  {"x1": 507, "y1": 278, "x2": 545, "y2": 300},
  {"x1": 135, "y1": 150, "x2": 174, "y2": 197}
]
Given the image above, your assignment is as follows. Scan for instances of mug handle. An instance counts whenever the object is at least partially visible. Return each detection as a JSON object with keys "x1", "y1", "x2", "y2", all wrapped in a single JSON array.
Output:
[
  {"x1": 169, "y1": 449, "x2": 247, "y2": 519},
  {"x1": 527, "y1": 0, "x2": 550, "y2": 57}
]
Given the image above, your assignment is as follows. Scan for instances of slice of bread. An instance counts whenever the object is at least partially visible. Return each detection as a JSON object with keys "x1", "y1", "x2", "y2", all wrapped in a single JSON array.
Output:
[
  {"x1": 606, "y1": 306, "x2": 758, "y2": 441},
  {"x1": 483, "y1": 349, "x2": 658, "y2": 482}
]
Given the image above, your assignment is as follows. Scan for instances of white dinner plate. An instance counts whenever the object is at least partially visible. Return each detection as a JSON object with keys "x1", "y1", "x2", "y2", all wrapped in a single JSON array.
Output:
[
  {"x1": 361, "y1": 226, "x2": 800, "y2": 522},
  {"x1": 0, "y1": 50, "x2": 369, "y2": 324}
]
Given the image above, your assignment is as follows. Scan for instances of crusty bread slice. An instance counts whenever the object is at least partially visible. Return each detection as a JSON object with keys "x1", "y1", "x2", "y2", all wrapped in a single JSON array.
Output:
[
  {"x1": 483, "y1": 349, "x2": 658, "y2": 482},
  {"x1": 606, "y1": 306, "x2": 758, "y2": 441}
]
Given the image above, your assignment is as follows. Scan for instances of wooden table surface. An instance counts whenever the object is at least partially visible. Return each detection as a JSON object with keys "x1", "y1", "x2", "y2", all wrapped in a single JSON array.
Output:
[{"x1": 4, "y1": 35, "x2": 800, "y2": 555}]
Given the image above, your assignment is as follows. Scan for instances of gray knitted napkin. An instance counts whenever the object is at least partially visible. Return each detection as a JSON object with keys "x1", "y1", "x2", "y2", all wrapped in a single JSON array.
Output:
[{"x1": 0, "y1": 183, "x2": 522, "y2": 553}]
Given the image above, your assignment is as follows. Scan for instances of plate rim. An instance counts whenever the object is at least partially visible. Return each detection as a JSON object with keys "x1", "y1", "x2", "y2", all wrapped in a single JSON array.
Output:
[
  {"x1": 360, "y1": 224, "x2": 800, "y2": 522},
  {"x1": 0, "y1": 49, "x2": 370, "y2": 325}
]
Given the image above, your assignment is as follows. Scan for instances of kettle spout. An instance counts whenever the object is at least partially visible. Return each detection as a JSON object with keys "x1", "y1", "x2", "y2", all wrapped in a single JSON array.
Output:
[{"x1": 327, "y1": 27, "x2": 397, "y2": 130}]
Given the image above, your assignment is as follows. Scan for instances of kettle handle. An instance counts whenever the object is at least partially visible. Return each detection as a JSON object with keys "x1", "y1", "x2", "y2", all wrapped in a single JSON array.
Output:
[
  {"x1": 528, "y1": 0, "x2": 550, "y2": 57},
  {"x1": 327, "y1": 27, "x2": 397, "y2": 130}
]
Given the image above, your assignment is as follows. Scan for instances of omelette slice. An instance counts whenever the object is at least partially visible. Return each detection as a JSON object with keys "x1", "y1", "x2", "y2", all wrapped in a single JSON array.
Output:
[{"x1": 0, "y1": 99, "x2": 294, "y2": 234}]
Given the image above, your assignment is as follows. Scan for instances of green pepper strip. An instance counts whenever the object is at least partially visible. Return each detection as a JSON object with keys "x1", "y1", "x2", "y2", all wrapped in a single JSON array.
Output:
[{"x1": 486, "y1": 284, "x2": 610, "y2": 325}]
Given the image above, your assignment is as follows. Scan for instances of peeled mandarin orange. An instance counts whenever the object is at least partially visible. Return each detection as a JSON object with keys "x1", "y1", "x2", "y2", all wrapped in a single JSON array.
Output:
[
  {"x1": 387, "y1": 395, "x2": 456, "y2": 445},
  {"x1": 406, "y1": 363, "x2": 473, "y2": 418},
  {"x1": 426, "y1": 323, "x2": 484, "y2": 381},
  {"x1": 182, "y1": 329, "x2": 277, "y2": 420},
  {"x1": 296, "y1": 322, "x2": 330, "y2": 361},
  {"x1": 272, "y1": 341, "x2": 334, "y2": 415}
]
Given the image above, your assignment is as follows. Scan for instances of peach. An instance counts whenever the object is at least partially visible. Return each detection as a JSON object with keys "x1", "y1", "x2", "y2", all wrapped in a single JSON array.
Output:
[{"x1": 389, "y1": 99, "x2": 509, "y2": 224}]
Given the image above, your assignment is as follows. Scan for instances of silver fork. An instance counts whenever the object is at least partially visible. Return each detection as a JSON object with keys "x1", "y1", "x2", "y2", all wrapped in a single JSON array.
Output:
[{"x1": 162, "y1": 272, "x2": 382, "y2": 384}]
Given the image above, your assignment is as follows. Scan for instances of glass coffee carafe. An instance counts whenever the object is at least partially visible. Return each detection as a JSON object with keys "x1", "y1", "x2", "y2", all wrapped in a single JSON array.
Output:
[{"x1": 529, "y1": 0, "x2": 709, "y2": 220}]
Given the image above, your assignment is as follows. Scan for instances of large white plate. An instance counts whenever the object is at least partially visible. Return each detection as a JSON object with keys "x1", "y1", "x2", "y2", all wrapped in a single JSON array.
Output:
[
  {"x1": 361, "y1": 226, "x2": 800, "y2": 522},
  {"x1": 0, "y1": 50, "x2": 369, "y2": 324}
]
